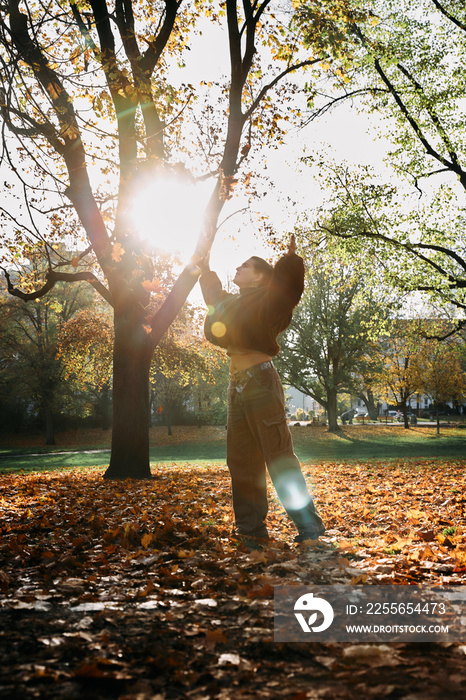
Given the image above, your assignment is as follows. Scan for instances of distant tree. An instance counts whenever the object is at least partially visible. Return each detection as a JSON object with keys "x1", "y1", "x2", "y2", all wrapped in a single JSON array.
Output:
[
  {"x1": 352, "y1": 343, "x2": 385, "y2": 420},
  {"x1": 277, "y1": 246, "x2": 390, "y2": 432},
  {"x1": 0, "y1": 258, "x2": 94, "y2": 443},
  {"x1": 57, "y1": 308, "x2": 113, "y2": 430},
  {"x1": 412, "y1": 323, "x2": 466, "y2": 433},
  {"x1": 190, "y1": 359, "x2": 229, "y2": 428},
  {"x1": 373, "y1": 320, "x2": 425, "y2": 428},
  {"x1": 150, "y1": 331, "x2": 225, "y2": 435}
]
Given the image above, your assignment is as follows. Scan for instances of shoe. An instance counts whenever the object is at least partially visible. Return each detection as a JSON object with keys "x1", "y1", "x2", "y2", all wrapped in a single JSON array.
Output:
[
  {"x1": 231, "y1": 531, "x2": 270, "y2": 550},
  {"x1": 231, "y1": 528, "x2": 268, "y2": 540},
  {"x1": 294, "y1": 525, "x2": 325, "y2": 543}
]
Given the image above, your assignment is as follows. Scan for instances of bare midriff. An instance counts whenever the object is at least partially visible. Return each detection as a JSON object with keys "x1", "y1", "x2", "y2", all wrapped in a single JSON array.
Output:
[{"x1": 228, "y1": 349, "x2": 273, "y2": 374}]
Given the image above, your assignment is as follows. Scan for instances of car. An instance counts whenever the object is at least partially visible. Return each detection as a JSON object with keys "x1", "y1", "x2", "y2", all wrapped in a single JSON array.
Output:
[{"x1": 386, "y1": 410, "x2": 398, "y2": 417}]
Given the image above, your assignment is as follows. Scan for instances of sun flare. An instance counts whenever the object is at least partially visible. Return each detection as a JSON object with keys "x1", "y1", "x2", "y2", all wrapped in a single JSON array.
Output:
[{"x1": 130, "y1": 174, "x2": 211, "y2": 263}]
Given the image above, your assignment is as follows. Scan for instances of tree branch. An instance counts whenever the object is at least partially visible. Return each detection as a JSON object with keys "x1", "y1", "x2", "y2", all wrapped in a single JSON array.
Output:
[
  {"x1": 2, "y1": 268, "x2": 113, "y2": 306},
  {"x1": 303, "y1": 87, "x2": 386, "y2": 123},
  {"x1": 245, "y1": 57, "x2": 322, "y2": 120},
  {"x1": 422, "y1": 318, "x2": 466, "y2": 341},
  {"x1": 373, "y1": 57, "x2": 466, "y2": 187},
  {"x1": 396, "y1": 62, "x2": 463, "y2": 174},
  {"x1": 325, "y1": 223, "x2": 466, "y2": 291},
  {"x1": 412, "y1": 241, "x2": 466, "y2": 274},
  {"x1": 147, "y1": 264, "x2": 201, "y2": 346},
  {"x1": 431, "y1": 0, "x2": 466, "y2": 32}
]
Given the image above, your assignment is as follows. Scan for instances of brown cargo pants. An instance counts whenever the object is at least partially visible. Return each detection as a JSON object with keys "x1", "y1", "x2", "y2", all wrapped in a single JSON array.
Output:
[{"x1": 226, "y1": 361, "x2": 325, "y2": 538}]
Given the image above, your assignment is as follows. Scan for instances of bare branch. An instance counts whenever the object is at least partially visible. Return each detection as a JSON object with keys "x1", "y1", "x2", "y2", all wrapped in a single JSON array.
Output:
[
  {"x1": 2, "y1": 267, "x2": 113, "y2": 306},
  {"x1": 431, "y1": 0, "x2": 466, "y2": 32},
  {"x1": 245, "y1": 58, "x2": 322, "y2": 120},
  {"x1": 303, "y1": 87, "x2": 386, "y2": 124}
]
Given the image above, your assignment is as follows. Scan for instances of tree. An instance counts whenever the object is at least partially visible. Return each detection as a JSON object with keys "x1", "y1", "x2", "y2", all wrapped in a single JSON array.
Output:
[
  {"x1": 374, "y1": 322, "x2": 423, "y2": 428},
  {"x1": 150, "y1": 329, "x2": 225, "y2": 434},
  {"x1": 191, "y1": 361, "x2": 229, "y2": 427},
  {"x1": 277, "y1": 246, "x2": 389, "y2": 432},
  {"x1": 0, "y1": 258, "x2": 94, "y2": 443},
  {"x1": 352, "y1": 341, "x2": 386, "y2": 420},
  {"x1": 413, "y1": 324, "x2": 466, "y2": 433},
  {"x1": 0, "y1": 1, "x2": 334, "y2": 478},
  {"x1": 57, "y1": 307, "x2": 114, "y2": 430},
  {"x1": 294, "y1": 0, "x2": 466, "y2": 334}
]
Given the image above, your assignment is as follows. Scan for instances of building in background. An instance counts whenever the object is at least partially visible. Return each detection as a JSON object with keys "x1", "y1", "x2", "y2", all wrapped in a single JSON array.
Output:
[{"x1": 285, "y1": 386, "x2": 322, "y2": 418}]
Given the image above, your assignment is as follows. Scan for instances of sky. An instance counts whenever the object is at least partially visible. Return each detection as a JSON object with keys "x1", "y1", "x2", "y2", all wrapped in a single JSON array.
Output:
[
  {"x1": 205, "y1": 103, "x2": 392, "y2": 282},
  {"x1": 128, "y1": 98, "x2": 393, "y2": 308},
  {"x1": 126, "y1": 6, "x2": 393, "y2": 291}
]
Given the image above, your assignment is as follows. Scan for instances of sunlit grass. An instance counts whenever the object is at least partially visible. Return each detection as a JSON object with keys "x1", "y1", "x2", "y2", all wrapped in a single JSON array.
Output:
[{"x1": 0, "y1": 424, "x2": 465, "y2": 474}]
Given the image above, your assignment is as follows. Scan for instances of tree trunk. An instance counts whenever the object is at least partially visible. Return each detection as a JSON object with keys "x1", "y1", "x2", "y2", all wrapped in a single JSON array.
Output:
[
  {"x1": 327, "y1": 388, "x2": 340, "y2": 432},
  {"x1": 44, "y1": 403, "x2": 56, "y2": 446},
  {"x1": 365, "y1": 389, "x2": 379, "y2": 421},
  {"x1": 98, "y1": 383, "x2": 111, "y2": 431},
  {"x1": 104, "y1": 311, "x2": 153, "y2": 479},
  {"x1": 400, "y1": 399, "x2": 410, "y2": 429}
]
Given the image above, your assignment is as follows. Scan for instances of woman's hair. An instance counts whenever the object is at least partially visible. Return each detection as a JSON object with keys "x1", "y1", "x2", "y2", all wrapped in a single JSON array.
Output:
[{"x1": 250, "y1": 256, "x2": 273, "y2": 282}]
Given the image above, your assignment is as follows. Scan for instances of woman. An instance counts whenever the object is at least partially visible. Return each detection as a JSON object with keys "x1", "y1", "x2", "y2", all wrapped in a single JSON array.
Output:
[{"x1": 198, "y1": 236, "x2": 325, "y2": 543}]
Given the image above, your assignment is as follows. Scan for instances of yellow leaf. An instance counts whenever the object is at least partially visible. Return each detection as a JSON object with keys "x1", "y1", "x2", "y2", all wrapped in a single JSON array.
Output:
[
  {"x1": 111, "y1": 242, "x2": 124, "y2": 262},
  {"x1": 142, "y1": 279, "x2": 161, "y2": 293},
  {"x1": 141, "y1": 533, "x2": 153, "y2": 549},
  {"x1": 177, "y1": 549, "x2": 195, "y2": 559}
]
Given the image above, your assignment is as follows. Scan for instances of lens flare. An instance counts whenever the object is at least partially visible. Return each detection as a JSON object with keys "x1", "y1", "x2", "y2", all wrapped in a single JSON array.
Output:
[{"x1": 274, "y1": 469, "x2": 312, "y2": 512}]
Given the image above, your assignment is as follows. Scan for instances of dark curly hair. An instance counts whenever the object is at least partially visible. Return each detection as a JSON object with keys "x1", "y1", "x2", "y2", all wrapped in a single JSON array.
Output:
[{"x1": 249, "y1": 256, "x2": 273, "y2": 283}]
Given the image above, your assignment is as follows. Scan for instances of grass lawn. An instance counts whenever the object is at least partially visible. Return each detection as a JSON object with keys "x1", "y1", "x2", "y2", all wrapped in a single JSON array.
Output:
[{"x1": 0, "y1": 424, "x2": 465, "y2": 473}]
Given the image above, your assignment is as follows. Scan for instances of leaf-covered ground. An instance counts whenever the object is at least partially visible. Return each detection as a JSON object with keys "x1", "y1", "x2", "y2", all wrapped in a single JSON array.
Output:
[{"x1": 1, "y1": 460, "x2": 465, "y2": 698}]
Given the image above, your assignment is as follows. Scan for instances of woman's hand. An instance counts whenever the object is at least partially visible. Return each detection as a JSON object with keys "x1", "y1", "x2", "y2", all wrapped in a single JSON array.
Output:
[
  {"x1": 191, "y1": 252, "x2": 210, "y2": 274},
  {"x1": 287, "y1": 234, "x2": 297, "y2": 255}
]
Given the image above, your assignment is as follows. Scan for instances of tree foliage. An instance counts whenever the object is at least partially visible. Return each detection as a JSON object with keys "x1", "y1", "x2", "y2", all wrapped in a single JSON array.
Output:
[
  {"x1": 277, "y1": 242, "x2": 390, "y2": 431},
  {"x1": 412, "y1": 320, "x2": 466, "y2": 431},
  {"x1": 0, "y1": 256, "x2": 95, "y2": 442},
  {"x1": 294, "y1": 0, "x2": 466, "y2": 333}
]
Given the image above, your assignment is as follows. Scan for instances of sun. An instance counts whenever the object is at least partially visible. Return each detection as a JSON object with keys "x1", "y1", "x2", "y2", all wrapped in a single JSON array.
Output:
[{"x1": 130, "y1": 173, "x2": 212, "y2": 263}]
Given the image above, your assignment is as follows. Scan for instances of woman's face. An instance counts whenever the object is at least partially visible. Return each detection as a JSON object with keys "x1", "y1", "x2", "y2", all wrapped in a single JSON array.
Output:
[{"x1": 233, "y1": 259, "x2": 263, "y2": 289}]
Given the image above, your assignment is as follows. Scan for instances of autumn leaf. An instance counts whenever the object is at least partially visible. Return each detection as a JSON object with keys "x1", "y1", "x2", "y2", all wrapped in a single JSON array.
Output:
[
  {"x1": 142, "y1": 279, "x2": 162, "y2": 293},
  {"x1": 111, "y1": 242, "x2": 124, "y2": 262},
  {"x1": 141, "y1": 533, "x2": 153, "y2": 549},
  {"x1": 204, "y1": 629, "x2": 227, "y2": 650}
]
